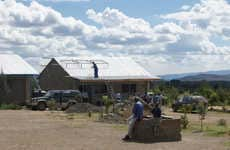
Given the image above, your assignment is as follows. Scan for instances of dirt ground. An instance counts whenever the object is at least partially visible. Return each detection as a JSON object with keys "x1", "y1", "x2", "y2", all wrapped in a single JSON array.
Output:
[{"x1": 0, "y1": 110, "x2": 229, "y2": 150}]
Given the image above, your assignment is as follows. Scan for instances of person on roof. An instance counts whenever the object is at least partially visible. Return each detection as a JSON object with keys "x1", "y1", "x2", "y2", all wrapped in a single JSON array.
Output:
[
  {"x1": 92, "y1": 61, "x2": 98, "y2": 78},
  {"x1": 123, "y1": 97, "x2": 143, "y2": 141}
]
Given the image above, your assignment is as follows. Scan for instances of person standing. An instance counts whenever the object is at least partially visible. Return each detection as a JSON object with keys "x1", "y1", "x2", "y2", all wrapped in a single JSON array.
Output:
[
  {"x1": 123, "y1": 97, "x2": 143, "y2": 141},
  {"x1": 151, "y1": 104, "x2": 162, "y2": 136},
  {"x1": 92, "y1": 61, "x2": 98, "y2": 78}
]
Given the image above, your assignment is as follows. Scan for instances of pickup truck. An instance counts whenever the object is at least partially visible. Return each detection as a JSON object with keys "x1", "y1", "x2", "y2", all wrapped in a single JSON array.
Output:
[{"x1": 31, "y1": 90, "x2": 82, "y2": 110}]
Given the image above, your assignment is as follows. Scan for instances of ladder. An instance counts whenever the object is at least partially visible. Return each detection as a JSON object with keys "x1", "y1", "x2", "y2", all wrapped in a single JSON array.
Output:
[
  {"x1": 105, "y1": 81, "x2": 115, "y2": 100},
  {"x1": 105, "y1": 81, "x2": 115, "y2": 112}
]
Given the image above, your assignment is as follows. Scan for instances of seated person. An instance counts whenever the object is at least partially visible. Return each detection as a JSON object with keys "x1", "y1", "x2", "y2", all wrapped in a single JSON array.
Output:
[{"x1": 123, "y1": 97, "x2": 143, "y2": 141}]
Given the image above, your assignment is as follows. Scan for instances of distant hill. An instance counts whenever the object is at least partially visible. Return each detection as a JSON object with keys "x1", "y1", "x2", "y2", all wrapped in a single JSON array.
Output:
[
  {"x1": 179, "y1": 74, "x2": 230, "y2": 81},
  {"x1": 160, "y1": 69, "x2": 230, "y2": 81}
]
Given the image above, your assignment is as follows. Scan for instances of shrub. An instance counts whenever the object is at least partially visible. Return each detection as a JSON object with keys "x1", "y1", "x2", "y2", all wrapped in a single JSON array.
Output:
[
  {"x1": 102, "y1": 96, "x2": 113, "y2": 114},
  {"x1": 180, "y1": 114, "x2": 189, "y2": 129},
  {"x1": 217, "y1": 119, "x2": 227, "y2": 127},
  {"x1": 181, "y1": 104, "x2": 193, "y2": 114},
  {"x1": 47, "y1": 100, "x2": 56, "y2": 110},
  {"x1": 0, "y1": 104, "x2": 22, "y2": 110},
  {"x1": 197, "y1": 102, "x2": 207, "y2": 131}
]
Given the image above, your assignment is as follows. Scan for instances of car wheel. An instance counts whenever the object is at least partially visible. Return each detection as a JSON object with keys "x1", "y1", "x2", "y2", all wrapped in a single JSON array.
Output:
[{"x1": 37, "y1": 102, "x2": 46, "y2": 111}]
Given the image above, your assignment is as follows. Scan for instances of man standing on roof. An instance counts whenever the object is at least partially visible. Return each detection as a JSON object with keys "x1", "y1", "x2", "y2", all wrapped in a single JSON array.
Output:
[
  {"x1": 92, "y1": 61, "x2": 98, "y2": 78},
  {"x1": 123, "y1": 97, "x2": 143, "y2": 141}
]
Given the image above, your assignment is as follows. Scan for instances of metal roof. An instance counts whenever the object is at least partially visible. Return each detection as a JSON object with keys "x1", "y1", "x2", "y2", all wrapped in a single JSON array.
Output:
[
  {"x1": 53, "y1": 57, "x2": 159, "y2": 81},
  {"x1": 0, "y1": 54, "x2": 38, "y2": 75}
]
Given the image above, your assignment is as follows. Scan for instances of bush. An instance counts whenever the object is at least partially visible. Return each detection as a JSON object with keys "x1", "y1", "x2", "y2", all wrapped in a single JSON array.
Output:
[
  {"x1": 102, "y1": 96, "x2": 113, "y2": 114},
  {"x1": 0, "y1": 104, "x2": 22, "y2": 110},
  {"x1": 180, "y1": 115, "x2": 189, "y2": 129},
  {"x1": 217, "y1": 119, "x2": 227, "y2": 127},
  {"x1": 47, "y1": 100, "x2": 56, "y2": 110}
]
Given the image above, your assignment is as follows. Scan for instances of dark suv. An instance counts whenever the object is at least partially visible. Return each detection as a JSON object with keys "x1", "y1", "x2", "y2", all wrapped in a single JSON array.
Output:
[
  {"x1": 31, "y1": 90, "x2": 82, "y2": 110},
  {"x1": 172, "y1": 95, "x2": 208, "y2": 112}
]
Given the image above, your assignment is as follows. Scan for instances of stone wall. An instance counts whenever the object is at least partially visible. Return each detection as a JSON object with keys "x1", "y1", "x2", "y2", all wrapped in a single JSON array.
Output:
[
  {"x1": 133, "y1": 118, "x2": 181, "y2": 142},
  {"x1": 0, "y1": 77, "x2": 32, "y2": 105}
]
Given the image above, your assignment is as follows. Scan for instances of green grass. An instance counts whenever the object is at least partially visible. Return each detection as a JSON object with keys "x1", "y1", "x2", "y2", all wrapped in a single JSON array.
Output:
[
  {"x1": 205, "y1": 125, "x2": 230, "y2": 137},
  {"x1": 0, "y1": 104, "x2": 22, "y2": 110},
  {"x1": 182, "y1": 123, "x2": 230, "y2": 137},
  {"x1": 224, "y1": 141, "x2": 230, "y2": 148}
]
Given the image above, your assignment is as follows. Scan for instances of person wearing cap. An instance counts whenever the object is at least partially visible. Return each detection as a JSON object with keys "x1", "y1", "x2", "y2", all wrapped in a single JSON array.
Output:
[{"x1": 123, "y1": 97, "x2": 143, "y2": 141}]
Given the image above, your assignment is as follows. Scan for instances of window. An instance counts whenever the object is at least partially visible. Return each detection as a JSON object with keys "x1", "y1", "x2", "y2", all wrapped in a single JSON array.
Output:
[{"x1": 122, "y1": 84, "x2": 136, "y2": 93}]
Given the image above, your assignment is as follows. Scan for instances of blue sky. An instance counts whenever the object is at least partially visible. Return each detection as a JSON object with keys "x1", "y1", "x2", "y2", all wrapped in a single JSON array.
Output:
[
  {"x1": 1, "y1": 0, "x2": 230, "y2": 75},
  {"x1": 22, "y1": 0, "x2": 200, "y2": 26}
]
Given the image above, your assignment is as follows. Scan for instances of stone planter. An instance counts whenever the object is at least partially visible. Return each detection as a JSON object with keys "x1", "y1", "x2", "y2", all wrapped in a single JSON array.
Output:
[{"x1": 132, "y1": 118, "x2": 181, "y2": 142}]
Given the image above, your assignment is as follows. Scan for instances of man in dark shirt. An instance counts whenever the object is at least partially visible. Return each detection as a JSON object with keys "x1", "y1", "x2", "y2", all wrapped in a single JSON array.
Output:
[
  {"x1": 92, "y1": 61, "x2": 98, "y2": 78},
  {"x1": 151, "y1": 104, "x2": 161, "y2": 118},
  {"x1": 151, "y1": 104, "x2": 161, "y2": 136}
]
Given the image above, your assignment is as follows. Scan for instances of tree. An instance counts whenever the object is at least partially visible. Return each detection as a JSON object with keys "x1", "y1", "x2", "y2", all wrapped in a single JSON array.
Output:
[
  {"x1": 197, "y1": 102, "x2": 207, "y2": 131},
  {"x1": 180, "y1": 104, "x2": 192, "y2": 129}
]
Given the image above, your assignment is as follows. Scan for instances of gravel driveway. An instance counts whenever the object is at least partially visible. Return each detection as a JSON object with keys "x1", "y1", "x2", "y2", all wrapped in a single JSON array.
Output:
[{"x1": 0, "y1": 110, "x2": 228, "y2": 150}]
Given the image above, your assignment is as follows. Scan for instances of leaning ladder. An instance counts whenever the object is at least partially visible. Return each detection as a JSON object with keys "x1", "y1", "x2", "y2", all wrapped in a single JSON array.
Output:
[
  {"x1": 105, "y1": 81, "x2": 115, "y2": 100},
  {"x1": 105, "y1": 81, "x2": 115, "y2": 112}
]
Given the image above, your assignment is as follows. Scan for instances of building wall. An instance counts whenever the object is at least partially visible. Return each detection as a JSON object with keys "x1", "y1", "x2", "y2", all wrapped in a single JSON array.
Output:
[
  {"x1": 79, "y1": 81, "x2": 149, "y2": 103},
  {"x1": 39, "y1": 59, "x2": 80, "y2": 90},
  {"x1": 0, "y1": 77, "x2": 32, "y2": 105},
  {"x1": 110, "y1": 81, "x2": 148, "y2": 93}
]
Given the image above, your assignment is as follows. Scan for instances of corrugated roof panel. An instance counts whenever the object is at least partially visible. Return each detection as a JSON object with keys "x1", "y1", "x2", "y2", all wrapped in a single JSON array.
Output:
[
  {"x1": 54, "y1": 56, "x2": 159, "y2": 80},
  {"x1": 0, "y1": 54, "x2": 38, "y2": 75}
]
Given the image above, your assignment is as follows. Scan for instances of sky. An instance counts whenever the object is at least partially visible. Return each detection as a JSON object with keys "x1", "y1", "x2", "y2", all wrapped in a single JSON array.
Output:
[{"x1": 1, "y1": 0, "x2": 230, "y2": 75}]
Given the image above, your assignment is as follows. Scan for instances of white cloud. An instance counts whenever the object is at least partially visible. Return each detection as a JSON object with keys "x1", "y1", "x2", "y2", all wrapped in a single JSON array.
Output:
[
  {"x1": 162, "y1": 0, "x2": 230, "y2": 39},
  {"x1": 181, "y1": 5, "x2": 190, "y2": 10},
  {"x1": 87, "y1": 8, "x2": 152, "y2": 33},
  {"x1": 0, "y1": 0, "x2": 230, "y2": 74}
]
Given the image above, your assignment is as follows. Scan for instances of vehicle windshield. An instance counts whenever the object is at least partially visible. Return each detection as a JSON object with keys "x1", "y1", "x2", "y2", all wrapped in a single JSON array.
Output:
[
  {"x1": 178, "y1": 98, "x2": 183, "y2": 102},
  {"x1": 44, "y1": 91, "x2": 54, "y2": 97}
]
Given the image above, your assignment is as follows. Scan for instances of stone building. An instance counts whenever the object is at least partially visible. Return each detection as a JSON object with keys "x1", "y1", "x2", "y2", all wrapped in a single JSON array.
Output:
[
  {"x1": 39, "y1": 57, "x2": 159, "y2": 103},
  {"x1": 0, "y1": 54, "x2": 38, "y2": 104}
]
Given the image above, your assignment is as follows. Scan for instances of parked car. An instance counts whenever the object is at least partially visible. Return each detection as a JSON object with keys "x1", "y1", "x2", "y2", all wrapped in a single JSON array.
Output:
[
  {"x1": 32, "y1": 89, "x2": 47, "y2": 98},
  {"x1": 31, "y1": 90, "x2": 82, "y2": 110},
  {"x1": 172, "y1": 95, "x2": 208, "y2": 112}
]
